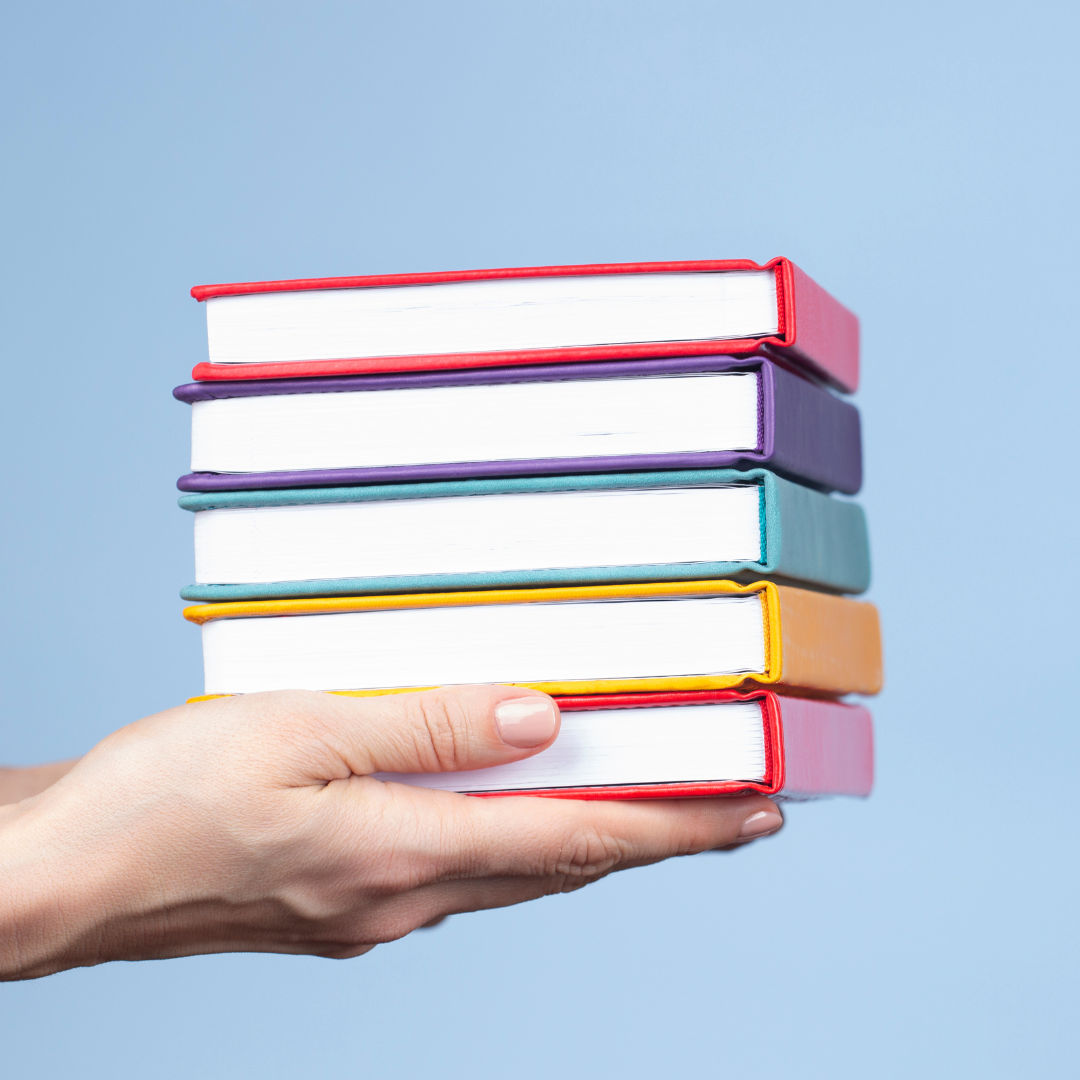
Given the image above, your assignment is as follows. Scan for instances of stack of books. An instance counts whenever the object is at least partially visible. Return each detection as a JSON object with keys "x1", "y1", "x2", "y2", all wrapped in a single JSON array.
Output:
[{"x1": 175, "y1": 259, "x2": 882, "y2": 801}]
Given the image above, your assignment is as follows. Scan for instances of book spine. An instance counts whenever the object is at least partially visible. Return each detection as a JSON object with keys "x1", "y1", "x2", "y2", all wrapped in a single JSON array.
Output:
[
  {"x1": 776, "y1": 696, "x2": 874, "y2": 797},
  {"x1": 763, "y1": 474, "x2": 871, "y2": 594},
  {"x1": 774, "y1": 586, "x2": 883, "y2": 696},
  {"x1": 776, "y1": 262, "x2": 861, "y2": 393},
  {"x1": 764, "y1": 362, "x2": 863, "y2": 494}
]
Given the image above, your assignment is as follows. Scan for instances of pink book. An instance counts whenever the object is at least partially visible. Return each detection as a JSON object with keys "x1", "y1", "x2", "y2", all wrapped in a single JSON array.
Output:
[
  {"x1": 375, "y1": 690, "x2": 874, "y2": 801},
  {"x1": 190, "y1": 258, "x2": 860, "y2": 392}
]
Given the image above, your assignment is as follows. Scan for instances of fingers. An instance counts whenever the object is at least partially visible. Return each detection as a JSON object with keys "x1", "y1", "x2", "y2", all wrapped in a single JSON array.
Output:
[
  {"x1": 305, "y1": 796, "x2": 785, "y2": 953},
  {"x1": 381, "y1": 784, "x2": 783, "y2": 885},
  {"x1": 729, "y1": 808, "x2": 785, "y2": 844},
  {"x1": 307, "y1": 685, "x2": 561, "y2": 776},
  {"x1": 483, "y1": 793, "x2": 784, "y2": 877}
]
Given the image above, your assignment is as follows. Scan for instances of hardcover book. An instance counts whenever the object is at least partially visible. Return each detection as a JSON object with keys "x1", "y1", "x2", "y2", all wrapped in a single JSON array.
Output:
[
  {"x1": 177, "y1": 469, "x2": 871, "y2": 602},
  {"x1": 189, "y1": 258, "x2": 860, "y2": 392},
  {"x1": 175, "y1": 355, "x2": 862, "y2": 495},
  {"x1": 375, "y1": 690, "x2": 874, "y2": 801},
  {"x1": 183, "y1": 580, "x2": 883, "y2": 699}
]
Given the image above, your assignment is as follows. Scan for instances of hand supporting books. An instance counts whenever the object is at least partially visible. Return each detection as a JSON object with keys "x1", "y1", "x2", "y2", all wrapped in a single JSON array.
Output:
[{"x1": 0, "y1": 686, "x2": 782, "y2": 980}]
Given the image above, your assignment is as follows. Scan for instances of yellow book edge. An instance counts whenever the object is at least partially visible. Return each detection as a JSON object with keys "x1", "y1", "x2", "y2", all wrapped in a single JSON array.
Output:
[
  {"x1": 183, "y1": 578, "x2": 774, "y2": 623},
  {"x1": 184, "y1": 580, "x2": 785, "y2": 702}
]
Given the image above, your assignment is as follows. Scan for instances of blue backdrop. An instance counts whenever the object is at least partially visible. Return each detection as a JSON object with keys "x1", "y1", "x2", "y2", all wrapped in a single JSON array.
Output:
[{"x1": 1, "y1": 2, "x2": 1076, "y2": 1075}]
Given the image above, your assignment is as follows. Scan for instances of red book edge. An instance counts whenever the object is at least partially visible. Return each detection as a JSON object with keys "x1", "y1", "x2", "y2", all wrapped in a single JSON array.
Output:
[
  {"x1": 190, "y1": 258, "x2": 773, "y2": 300},
  {"x1": 467, "y1": 689, "x2": 873, "y2": 801},
  {"x1": 189, "y1": 258, "x2": 859, "y2": 392}
]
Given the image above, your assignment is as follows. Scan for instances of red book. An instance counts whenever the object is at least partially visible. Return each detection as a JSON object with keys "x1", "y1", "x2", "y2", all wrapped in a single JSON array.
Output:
[
  {"x1": 373, "y1": 690, "x2": 874, "y2": 801},
  {"x1": 191, "y1": 258, "x2": 860, "y2": 393}
]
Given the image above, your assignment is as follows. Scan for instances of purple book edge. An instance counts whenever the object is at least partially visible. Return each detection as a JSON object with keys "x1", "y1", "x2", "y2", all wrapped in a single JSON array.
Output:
[
  {"x1": 178, "y1": 451, "x2": 777, "y2": 492},
  {"x1": 173, "y1": 354, "x2": 861, "y2": 494},
  {"x1": 172, "y1": 354, "x2": 765, "y2": 401}
]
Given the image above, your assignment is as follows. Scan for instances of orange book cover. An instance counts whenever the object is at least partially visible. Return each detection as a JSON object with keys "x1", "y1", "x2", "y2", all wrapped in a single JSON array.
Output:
[{"x1": 184, "y1": 580, "x2": 882, "y2": 700}]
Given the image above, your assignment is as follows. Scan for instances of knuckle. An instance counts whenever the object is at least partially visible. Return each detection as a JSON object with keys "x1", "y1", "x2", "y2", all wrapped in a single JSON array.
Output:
[
  {"x1": 549, "y1": 826, "x2": 630, "y2": 881},
  {"x1": 555, "y1": 875, "x2": 597, "y2": 895},
  {"x1": 401, "y1": 692, "x2": 474, "y2": 771}
]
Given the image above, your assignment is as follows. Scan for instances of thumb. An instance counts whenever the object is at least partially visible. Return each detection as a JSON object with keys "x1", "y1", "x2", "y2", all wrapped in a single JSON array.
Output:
[{"x1": 312, "y1": 685, "x2": 561, "y2": 776}]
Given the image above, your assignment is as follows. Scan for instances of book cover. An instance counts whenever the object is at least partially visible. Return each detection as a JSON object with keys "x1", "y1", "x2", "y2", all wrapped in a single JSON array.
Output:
[
  {"x1": 175, "y1": 355, "x2": 862, "y2": 495},
  {"x1": 403, "y1": 689, "x2": 875, "y2": 801},
  {"x1": 189, "y1": 258, "x2": 860, "y2": 392},
  {"x1": 182, "y1": 579, "x2": 884, "y2": 698},
  {"x1": 177, "y1": 468, "x2": 871, "y2": 601}
]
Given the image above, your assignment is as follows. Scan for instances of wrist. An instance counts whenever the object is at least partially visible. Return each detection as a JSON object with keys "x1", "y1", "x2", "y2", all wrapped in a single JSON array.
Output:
[{"x1": 0, "y1": 802, "x2": 113, "y2": 980}]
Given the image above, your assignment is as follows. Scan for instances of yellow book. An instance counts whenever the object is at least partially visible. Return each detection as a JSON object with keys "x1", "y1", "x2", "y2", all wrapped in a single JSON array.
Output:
[{"x1": 184, "y1": 580, "x2": 882, "y2": 700}]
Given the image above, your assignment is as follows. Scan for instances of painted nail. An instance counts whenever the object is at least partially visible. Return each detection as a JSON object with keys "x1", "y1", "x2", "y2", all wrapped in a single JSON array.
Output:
[
  {"x1": 738, "y1": 810, "x2": 784, "y2": 840},
  {"x1": 494, "y1": 697, "x2": 560, "y2": 748}
]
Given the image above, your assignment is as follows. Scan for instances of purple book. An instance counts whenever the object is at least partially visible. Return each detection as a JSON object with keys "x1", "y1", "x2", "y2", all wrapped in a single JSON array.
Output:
[{"x1": 175, "y1": 355, "x2": 862, "y2": 494}]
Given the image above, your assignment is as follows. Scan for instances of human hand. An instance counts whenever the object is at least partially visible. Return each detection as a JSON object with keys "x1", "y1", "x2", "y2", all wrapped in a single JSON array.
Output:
[{"x1": 0, "y1": 686, "x2": 783, "y2": 980}]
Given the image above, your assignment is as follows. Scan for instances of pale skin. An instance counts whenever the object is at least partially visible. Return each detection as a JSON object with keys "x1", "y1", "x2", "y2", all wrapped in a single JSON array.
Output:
[{"x1": 0, "y1": 685, "x2": 783, "y2": 981}]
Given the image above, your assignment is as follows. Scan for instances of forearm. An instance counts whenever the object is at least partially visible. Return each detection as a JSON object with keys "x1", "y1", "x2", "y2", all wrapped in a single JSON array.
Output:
[{"x1": 0, "y1": 761, "x2": 79, "y2": 806}]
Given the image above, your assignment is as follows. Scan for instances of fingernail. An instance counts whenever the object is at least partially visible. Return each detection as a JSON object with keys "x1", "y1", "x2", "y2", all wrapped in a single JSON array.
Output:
[
  {"x1": 738, "y1": 810, "x2": 784, "y2": 840},
  {"x1": 495, "y1": 697, "x2": 559, "y2": 748}
]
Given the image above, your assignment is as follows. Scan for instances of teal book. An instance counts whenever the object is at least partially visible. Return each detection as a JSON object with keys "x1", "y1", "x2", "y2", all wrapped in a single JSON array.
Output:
[{"x1": 179, "y1": 469, "x2": 870, "y2": 602}]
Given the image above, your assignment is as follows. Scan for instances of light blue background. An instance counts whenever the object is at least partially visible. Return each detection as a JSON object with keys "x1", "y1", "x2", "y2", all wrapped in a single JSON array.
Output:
[{"x1": 1, "y1": 2, "x2": 1076, "y2": 1075}]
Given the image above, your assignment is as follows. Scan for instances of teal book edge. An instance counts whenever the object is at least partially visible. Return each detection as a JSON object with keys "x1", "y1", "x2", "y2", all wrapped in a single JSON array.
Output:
[{"x1": 178, "y1": 468, "x2": 870, "y2": 601}]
